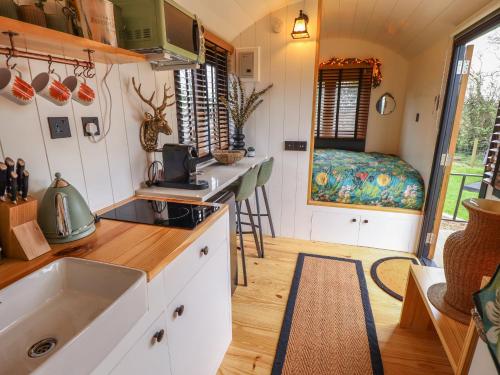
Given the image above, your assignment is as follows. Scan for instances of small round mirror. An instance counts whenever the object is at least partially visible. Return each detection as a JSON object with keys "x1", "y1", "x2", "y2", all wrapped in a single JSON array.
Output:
[{"x1": 376, "y1": 93, "x2": 396, "y2": 115}]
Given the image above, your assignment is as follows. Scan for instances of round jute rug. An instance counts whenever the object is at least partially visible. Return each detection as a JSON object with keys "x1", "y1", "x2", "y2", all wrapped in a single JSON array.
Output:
[{"x1": 370, "y1": 257, "x2": 419, "y2": 301}]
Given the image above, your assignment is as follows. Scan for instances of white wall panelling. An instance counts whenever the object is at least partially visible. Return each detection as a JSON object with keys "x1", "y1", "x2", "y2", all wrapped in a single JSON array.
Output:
[
  {"x1": 29, "y1": 57, "x2": 88, "y2": 203},
  {"x1": 68, "y1": 63, "x2": 115, "y2": 211},
  {"x1": 0, "y1": 51, "x2": 52, "y2": 202},
  {"x1": 280, "y1": 2, "x2": 305, "y2": 238},
  {"x1": 94, "y1": 63, "x2": 134, "y2": 204},
  {"x1": 0, "y1": 48, "x2": 176, "y2": 210},
  {"x1": 232, "y1": 0, "x2": 324, "y2": 240},
  {"x1": 117, "y1": 63, "x2": 149, "y2": 191},
  {"x1": 398, "y1": 37, "x2": 451, "y2": 188}
]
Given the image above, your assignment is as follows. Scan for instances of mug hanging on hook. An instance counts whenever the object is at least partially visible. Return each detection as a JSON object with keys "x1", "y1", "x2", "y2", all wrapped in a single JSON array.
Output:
[
  {"x1": 63, "y1": 70, "x2": 95, "y2": 106},
  {"x1": 31, "y1": 57, "x2": 71, "y2": 106},
  {"x1": 0, "y1": 52, "x2": 35, "y2": 105}
]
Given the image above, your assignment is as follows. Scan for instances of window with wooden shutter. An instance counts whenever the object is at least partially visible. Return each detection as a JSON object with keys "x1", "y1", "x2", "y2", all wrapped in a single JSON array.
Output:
[
  {"x1": 314, "y1": 66, "x2": 373, "y2": 151},
  {"x1": 174, "y1": 40, "x2": 230, "y2": 161}
]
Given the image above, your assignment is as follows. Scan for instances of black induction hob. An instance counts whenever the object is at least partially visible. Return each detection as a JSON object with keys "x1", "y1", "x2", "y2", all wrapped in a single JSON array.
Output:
[{"x1": 99, "y1": 199, "x2": 219, "y2": 229}]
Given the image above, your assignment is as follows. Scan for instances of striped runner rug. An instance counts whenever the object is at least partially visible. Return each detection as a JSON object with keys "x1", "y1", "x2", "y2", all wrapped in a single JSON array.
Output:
[{"x1": 272, "y1": 254, "x2": 384, "y2": 375}]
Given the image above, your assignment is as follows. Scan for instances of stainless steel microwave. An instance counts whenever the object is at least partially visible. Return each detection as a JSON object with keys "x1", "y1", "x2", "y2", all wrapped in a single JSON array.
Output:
[{"x1": 113, "y1": 0, "x2": 205, "y2": 69}]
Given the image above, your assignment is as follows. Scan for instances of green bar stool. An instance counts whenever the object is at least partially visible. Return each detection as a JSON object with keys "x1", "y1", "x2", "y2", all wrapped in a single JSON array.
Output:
[
  {"x1": 232, "y1": 165, "x2": 262, "y2": 286},
  {"x1": 254, "y1": 157, "x2": 275, "y2": 258}
]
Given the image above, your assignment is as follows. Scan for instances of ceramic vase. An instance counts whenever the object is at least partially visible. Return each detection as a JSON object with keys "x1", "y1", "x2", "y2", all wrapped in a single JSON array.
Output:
[
  {"x1": 439, "y1": 199, "x2": 500, "y2": 321},
  {"x1": 232, "y1": 127, "x2": 245, "y2": 151}
]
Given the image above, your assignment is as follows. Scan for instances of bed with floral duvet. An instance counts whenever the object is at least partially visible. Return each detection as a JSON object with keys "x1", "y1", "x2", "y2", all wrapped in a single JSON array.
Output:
[{"x1": 311, "y1": 149, "x2": 424, "y2": 210}]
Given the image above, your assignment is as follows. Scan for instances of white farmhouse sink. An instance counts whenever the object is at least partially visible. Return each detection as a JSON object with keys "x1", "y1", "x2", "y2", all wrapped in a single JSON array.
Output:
[{"x1": 0, "y1": 258, "x2": 147, "y2": 375}]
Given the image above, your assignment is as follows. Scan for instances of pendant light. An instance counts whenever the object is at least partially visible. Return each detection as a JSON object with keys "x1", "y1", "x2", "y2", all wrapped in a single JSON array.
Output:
[{"x1": 291, "y1": 10, "x2": 309, "y2": 39}]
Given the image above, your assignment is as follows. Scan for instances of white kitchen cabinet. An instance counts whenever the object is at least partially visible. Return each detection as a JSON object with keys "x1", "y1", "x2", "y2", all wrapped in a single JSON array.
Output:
[
  {"x1": 110, "y1": 312, "x2": 172, "y2": 375},
  {"x1": 163, "y1": 213, "x2": 229, "y2": 305},
  {"x1": 311, "y1": 211, "x2": 360, "y2": 245},
  {"x1": 94, "y1": 211, "x2": 232, "y2": 375},
  {"x1": 166, "y1": 242, "x2": 232, "y2": 375},
  {"x1": 310, "y1": 208, "x2": 421, "y2": 253}
]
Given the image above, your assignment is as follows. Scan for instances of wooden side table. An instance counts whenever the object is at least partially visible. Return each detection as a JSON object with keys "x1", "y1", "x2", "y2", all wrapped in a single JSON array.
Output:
[{"x1": 400, "y1": 265, "x2": 479, "y2": 374}]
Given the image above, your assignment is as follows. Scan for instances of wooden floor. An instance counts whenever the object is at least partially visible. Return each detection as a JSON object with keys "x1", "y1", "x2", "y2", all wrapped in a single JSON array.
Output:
[{"x1": 217, "y1": 236, "x2": 454, "y2": 375}]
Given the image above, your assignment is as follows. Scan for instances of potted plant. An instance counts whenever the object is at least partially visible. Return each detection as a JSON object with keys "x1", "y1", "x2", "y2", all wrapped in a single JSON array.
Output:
[
  {"x1": 220, "y1": 74, "x2": 272, "y2": 151},
  {"x1": 18, "y1": 0, "x2": 47, "y2": 27}
]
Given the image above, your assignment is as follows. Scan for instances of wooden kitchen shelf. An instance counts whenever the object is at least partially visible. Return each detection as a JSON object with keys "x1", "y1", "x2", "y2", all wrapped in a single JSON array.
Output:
[{"x1": 0, "y1": 16, "x2": 146, "y2": 64}]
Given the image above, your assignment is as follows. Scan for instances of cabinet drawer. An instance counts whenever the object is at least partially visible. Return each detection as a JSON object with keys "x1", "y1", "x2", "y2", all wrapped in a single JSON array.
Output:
[
  {"x1": 163, "y1": 212, "x2": 229, "y2": 304},
  {"x1": 110, "y1": 312, "x2": 171, "y2": 375}
]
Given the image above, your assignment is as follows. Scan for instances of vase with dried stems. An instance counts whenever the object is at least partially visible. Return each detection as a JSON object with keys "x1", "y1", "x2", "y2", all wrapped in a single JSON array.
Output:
[{"x1": 220, "y1": 75, "x2": 272, "y2": 152}]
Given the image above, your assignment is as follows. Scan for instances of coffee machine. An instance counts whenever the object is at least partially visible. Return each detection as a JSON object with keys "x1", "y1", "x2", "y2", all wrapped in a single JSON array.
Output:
[{"x1": 154, "y1": 144, "x2": 209, "y2": 190}]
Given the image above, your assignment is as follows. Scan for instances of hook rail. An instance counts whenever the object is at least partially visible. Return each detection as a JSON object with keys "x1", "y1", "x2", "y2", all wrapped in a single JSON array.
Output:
[{"x1": 0, "y1": 31, "x2": 94, "y2": 72}]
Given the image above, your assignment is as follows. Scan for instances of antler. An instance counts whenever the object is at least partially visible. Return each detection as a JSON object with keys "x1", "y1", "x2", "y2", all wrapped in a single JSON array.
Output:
[
  {"x1": 158, "y1": 83, "x2": 176, "y2": 113},
  {"x1": 132, "y1": 77, "x2": 157, "y2": 112}
]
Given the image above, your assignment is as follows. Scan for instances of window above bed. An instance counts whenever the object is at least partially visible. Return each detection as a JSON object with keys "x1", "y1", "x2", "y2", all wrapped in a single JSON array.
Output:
[{"x1": 314, "y1": 65, "x2": 373, "y2": 152}]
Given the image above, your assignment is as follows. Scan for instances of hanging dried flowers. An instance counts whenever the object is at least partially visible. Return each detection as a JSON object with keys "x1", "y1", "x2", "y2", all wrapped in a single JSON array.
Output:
[{"x1": 319, "y1": 57, "x2": 383, "y2": 88}]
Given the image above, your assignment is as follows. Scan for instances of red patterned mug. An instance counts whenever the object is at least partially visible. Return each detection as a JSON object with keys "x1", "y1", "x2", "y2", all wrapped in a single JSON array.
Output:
[
  {"x1": 0, "y1": 67, "x2": 35, "y2": 105},
  {"x1": 32, "y1": 71, "x2": 71, "y2": 106},
  {"x1": 63, "y1": 76, "x2": 95, "y2": 106}
]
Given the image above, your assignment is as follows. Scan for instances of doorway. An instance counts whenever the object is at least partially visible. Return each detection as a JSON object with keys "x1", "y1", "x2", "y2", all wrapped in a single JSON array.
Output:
[{"x1": 417, "y1": 11, "x2": 500, "y2": 265}]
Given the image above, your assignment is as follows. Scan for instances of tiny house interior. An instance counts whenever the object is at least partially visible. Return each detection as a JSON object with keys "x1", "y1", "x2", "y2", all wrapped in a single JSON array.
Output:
[{"x1": 0, "y1": 0, "x2": 499, "y2": 374}]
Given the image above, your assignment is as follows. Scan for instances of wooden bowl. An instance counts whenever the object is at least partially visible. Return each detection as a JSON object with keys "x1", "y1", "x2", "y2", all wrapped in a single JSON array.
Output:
[{"x1": 213, "y1": 150, "x2": 245, "y2": 165}]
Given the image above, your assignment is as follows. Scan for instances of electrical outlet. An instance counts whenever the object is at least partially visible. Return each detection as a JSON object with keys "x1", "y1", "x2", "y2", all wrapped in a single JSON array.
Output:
[
  {"x1": 48, "y1": 117, "x2": 71, "y2": 139},
  {"x1": 284, "y1": 141, "x2": 307, "y2": 151},
  {"x1": 82, "y1": 117, "x2": 100, "y2": 136}
]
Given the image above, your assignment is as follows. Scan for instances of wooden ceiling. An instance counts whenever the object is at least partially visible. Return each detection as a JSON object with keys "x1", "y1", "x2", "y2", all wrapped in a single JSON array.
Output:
[
  {"x1": 175, "y1": 0, "x2": 496, "y2": 56},
  {"x1": 176, "y1": 0, "x2": 301, "y2": 42},
  {"x1": 321, "y1": 0, "x2": 496, "y2": 58}
]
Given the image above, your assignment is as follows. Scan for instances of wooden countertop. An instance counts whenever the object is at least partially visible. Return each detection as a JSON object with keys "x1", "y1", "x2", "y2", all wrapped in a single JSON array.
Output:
[{"x1": 0, "y1": 196, "x2": 228, "y2": 290}]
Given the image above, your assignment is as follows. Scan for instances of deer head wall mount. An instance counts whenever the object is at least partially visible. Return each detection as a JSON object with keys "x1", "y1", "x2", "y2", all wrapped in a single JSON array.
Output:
[{"x1": 132, "y1": 77, "x2": 175, "y2": 152}]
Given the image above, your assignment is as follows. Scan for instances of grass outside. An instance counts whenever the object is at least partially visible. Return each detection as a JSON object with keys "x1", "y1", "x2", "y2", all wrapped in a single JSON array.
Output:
[{"x1": 442, "y1": 153, "x2": 484, "y2": 221}]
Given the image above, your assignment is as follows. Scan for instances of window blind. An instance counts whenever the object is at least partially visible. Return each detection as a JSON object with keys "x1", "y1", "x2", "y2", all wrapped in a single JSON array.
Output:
[
  {"x1": 315, "y1": 67, "x2": 372, "y2": 150},
  {"x1": 174, "y1": 40, "x2": 230, "y2": 160}
]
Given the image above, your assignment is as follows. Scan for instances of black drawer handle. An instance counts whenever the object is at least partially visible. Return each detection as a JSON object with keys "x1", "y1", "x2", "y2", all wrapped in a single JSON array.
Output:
[
  {"x1": 200, "y1": 246, "x2": 209, "y2": 256},
  {"x1": 351, "y1": 218, "x2": 357, "y2": 223},
  {"x1": 363, "y1": 219, "x2": 369, "y2": 224},
  {"x1": 152, "y1": 329, "x2": 165, "y2": 344},
  {"x1": 174, "y1": 305, "x2": 185, "y2": 318}
]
